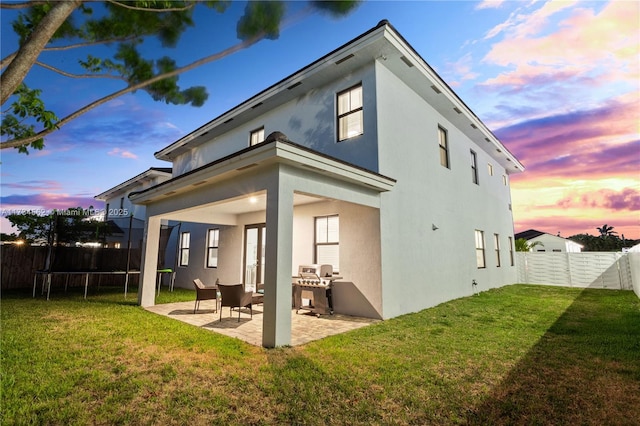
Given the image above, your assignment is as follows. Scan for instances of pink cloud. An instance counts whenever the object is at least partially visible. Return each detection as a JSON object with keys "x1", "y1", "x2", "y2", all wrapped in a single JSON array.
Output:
[
  {"x1": 475, "y1": 0, "x2": 505, "y2": 11},
  {"x1": 0, "y1": 193, "x2": 101, "y2": 211},
  {"x1": 482, "y1": 1, "x2": 639, "y2": 92},
  {"x1": 108, "y1": 148, "x2": 138, "y2": 159},
  {"x1": 1, "y1": 180, "x2": 62, "y2": 191},
  {"x1": 557, "y1": 188, "x2": 640, "y2": 212}
]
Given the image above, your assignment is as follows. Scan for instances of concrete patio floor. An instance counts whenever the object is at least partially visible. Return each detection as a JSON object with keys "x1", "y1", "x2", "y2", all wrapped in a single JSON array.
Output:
[{"x1": 145, "y1": 300, "x2": 379, "y2": 346}]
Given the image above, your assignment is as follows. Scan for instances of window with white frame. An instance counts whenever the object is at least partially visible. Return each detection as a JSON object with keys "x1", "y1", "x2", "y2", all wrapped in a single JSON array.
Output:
[
  {"x1": 508, "y1": 236, "x2": 514, "y2": 266},
  {"x1": 488, "y1": 163, "x2": 494, "y2": 176},
  {"x1": 179, "y1": 232, "x2": 190, "y2": 267},
  {"x1": 337, "y1": 84, "x2": 363, "y2": 141},
  {"x1": 494, "y1": 233, "x2": 501, "y2": 267},
  {"x1": 206, "y1": 228, "x2": 219, "y2": 268},
  {"x1": 475, "y1": 230, "x2": 485, "y2": 269},
  {"x1": 250, "y1": 127, "x2": 265, "y2": 146},
  {"x1": 471, "y1": 150, "x2": 479, "y2": 185},
  {"x1": 315, "y1": 215, "x2": 339, "y2": 271},
  {"x1": 438, "y1": 126, "x2": 450, "y2": 169}
]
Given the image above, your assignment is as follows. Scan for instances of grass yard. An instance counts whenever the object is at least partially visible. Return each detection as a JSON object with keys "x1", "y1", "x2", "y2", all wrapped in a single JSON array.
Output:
[{"x1": 2, "y1": 284, "x2": 639, "y2": 425}]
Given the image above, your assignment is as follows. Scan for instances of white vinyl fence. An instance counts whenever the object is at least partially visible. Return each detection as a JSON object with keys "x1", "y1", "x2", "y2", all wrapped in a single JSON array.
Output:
[{"x1": 516, "y1": 252, "x2": 639, "y2": 291}]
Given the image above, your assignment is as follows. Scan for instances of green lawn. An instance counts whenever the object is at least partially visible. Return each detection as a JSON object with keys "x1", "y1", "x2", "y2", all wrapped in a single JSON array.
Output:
[{"x1": 2, "y1": 284, "x2": 639, "y2": 425}]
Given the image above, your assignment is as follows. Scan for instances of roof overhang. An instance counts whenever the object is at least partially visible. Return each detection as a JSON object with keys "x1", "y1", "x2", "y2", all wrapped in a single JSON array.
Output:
[
  {"x1": 95, "y1": 168, "x2": 172, "y2": 201},
  {"x1": 130, "y1": 140, "x2": 396, "y2": 206}
]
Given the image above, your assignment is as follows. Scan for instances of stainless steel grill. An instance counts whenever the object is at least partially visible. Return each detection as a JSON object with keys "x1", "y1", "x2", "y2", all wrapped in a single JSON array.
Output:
[{"x1": 294, "y1": 264, "x2": 338, "y2": 316}]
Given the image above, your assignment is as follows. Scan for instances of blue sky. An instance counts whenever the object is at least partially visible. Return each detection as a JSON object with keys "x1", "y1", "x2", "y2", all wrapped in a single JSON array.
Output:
[{"x1": 1, "y1": 0, "x2": 639, "y2": 239}]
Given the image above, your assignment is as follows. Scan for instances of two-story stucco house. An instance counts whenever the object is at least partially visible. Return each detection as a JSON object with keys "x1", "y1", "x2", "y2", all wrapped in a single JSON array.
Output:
[
  {"x1": 95, "y1": 167, "x2": 173, "y2": 250},
  {"x1": 126, "y1": 20, "x2": 524, "y2": 347}
]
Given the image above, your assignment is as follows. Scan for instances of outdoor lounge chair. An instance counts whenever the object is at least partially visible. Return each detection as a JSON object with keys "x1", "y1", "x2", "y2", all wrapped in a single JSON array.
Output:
[
  {"x1": 193, "y1": 278, "x2": 218, "y2": 313},
  {"x1": 217, "y1": 283, "x2": 253, "y2": 322}
]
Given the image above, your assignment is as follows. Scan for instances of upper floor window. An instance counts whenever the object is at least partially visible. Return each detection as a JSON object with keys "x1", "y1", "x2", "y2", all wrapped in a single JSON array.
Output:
[
  {"x1": 337, "y1": 84, "x2": 363, "y2": 141},
  {"x1": 438, "y1": 126, "x2": 450, "y2": 169},
  {"x1": 315, "y1": 215, "x2": 339, "y2": 272},
  {"x1": 487, "y1": 163, "x2": 494, "y2": 176},
  {"x1": 206, "y1": 228, "x2": 219, "y2": 268},
  {"x1": 475, "y1": 230, "x2": 485, "y2": 269},
  {"x1": 494, "y1": 233, "x2": 501, "y2": 267},
  {"x1": 250, "y1": 127, "x2": 265, "y2": 146},
  {"x1": 179, "y1": 232, "x2": 190, "y2": 267},
  {"x1": 470, "y1": 150, "x2": 479, "y2": 185},
  {"x1": 503, "y1": 175, "x2": 508, "y2": 186}
]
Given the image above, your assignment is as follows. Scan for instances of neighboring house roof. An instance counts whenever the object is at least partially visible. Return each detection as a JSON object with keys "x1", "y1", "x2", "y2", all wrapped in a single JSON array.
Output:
[
  {"x1": 154, "y1": 20, "x2": 524, "y2": 174},
  {"x1": 515, "y1": 229, "x2": 584, "y2": 249},
  {"x1": 514, "y1": 229, "x2": 546, "y2": 240},
  {"x1": 95, "y1": 167, "x2": 172, "y2": 201}
]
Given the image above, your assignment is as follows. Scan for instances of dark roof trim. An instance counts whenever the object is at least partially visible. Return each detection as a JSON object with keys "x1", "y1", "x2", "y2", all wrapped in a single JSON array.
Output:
[{"x1": 514, "y1": 229, "x2": 546, "y2": 240}]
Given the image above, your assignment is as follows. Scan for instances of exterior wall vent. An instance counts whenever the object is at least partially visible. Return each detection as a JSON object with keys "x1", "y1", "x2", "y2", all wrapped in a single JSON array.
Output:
[
  {"x1": 485, "y1": 138, "x2": 491, "y2": 142},
  {"x1": 453, "y1": 107, "x2": 462, "y2": 114},
  {"x1": 251, "y1": 102, "x2": 263, "y2": 109},
  {"x1": 287, "y1": 81, "x2": 302, "y2": 90},
  {"x1": 164, "y1": 191, "x2": 176, "y2": 196},
  {"x1": 470, "y1": 123, "x2": 478, "y2": 129},
  {"x1": 400, "y1": 56, "x2": 414, "y2": 67},
  {"x1": 236, "y1": 163, "x2": 259, "y2": 171},
  {"x1": 335, "y1": 54, "x2": 354, "y2": 65},
  {"x1": 430, "y1": 85, "x2": 441, "y2": 94},
  {"x1": 192, "y1": 181, "x2": 207, "y2": 186},
  {"x1": 223, "y1": 118, "x2": 233, "y2": 124}
]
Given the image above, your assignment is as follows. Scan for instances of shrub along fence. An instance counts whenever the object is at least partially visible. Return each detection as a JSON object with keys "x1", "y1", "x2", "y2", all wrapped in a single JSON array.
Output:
[
  {"x1": 516, "y1": 252, "x2": 639, "y2": 293},
  {"x1": 1, "y1": 245, "x2": 141, "y2": 290}
]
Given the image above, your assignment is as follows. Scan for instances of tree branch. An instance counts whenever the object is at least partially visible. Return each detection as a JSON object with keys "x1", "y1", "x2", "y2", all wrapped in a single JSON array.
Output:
[
  {"x1": 2, "y1": 36, "x2": 139, "y2": 73},
  {"x1": 41, "y1": 36, "x2": 141, "y2": 52},
  {"x1": 1, "y1": 1, "x2": 48, "y2": 9},
  {"x1": 35, "y1": 61, "x2": 127, "y2": 81},
  {"x1": 1, "y1": 34, "x2": 264, "y2": 150},
  {"x1": 106, "y1": 0, "x2": 195, "y2": 13},
  {"x1": 1, "y1": 52, "x2": 17, "y2": 71},
  {"x1": 1, "y1": 1, "x2": 82, "y2": 105}
]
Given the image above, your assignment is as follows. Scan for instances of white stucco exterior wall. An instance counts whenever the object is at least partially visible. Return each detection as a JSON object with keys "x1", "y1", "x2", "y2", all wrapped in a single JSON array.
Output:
[
  {"x1": 172, "y1": 65, "x2": 379, "y2": 176},
  {"x1": 374, "y1": 61, "x2": 517, "y2": 318}
]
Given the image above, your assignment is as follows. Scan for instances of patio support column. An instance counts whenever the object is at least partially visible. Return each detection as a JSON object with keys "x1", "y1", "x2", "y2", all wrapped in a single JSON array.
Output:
[
  {"x1": 263, "y1": 171, "x2": 294, "y2": 347},
  {"x1": 138, "y1": 216, "x2": 161, "y2": 307}
]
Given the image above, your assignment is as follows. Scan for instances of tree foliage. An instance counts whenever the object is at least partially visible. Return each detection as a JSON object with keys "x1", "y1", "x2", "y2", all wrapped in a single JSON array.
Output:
[
  {"x1": 1, "y1": 0, "x2": 359, "y2": 153},
  {"x1": 515, "y1": 238, "x2": 544, "y2": 252},
  {"x1": 5, "y1": 207, "x2": 110, "y2": 246}
]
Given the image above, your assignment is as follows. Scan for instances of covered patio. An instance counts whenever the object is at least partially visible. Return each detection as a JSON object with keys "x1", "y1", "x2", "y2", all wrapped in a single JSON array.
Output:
[
  {"x1": 146, "y1": 300, "x2": 379, "y2": 346},
  {"x1": 130, "y1": 136, "x2": 395, "y2": 347}
]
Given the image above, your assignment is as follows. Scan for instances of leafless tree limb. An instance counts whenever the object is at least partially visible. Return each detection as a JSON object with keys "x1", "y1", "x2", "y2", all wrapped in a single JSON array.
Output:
[{"x1": 35, "y1": 61, "x2": 126, "y2": 81}]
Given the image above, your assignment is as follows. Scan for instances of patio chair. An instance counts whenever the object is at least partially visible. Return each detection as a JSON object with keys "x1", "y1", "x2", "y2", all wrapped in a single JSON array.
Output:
[
  {"x1": 218, "y1": 283, "x2": 253, "y2": 322},
  {"x1": 193, "y1": 278, "x2": 218, "y2": 314}
]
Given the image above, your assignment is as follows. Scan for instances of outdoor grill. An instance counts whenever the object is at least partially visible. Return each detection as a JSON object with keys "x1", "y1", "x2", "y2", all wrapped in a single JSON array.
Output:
[{"x1": 294, "y1": 264, "x2": 340, "y2": 316}]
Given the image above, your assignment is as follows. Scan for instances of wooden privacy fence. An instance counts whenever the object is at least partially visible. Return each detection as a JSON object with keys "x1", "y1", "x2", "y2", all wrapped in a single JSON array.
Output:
[
  {"x1": 516, "y1": 252, "x2": 636, "y2": 290},
  {"x1": 1, "y1": 245, "x2": 141, "y2": 290}
]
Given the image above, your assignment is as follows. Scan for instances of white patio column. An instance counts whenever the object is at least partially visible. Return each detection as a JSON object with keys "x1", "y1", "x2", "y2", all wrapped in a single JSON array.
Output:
[
  {"x1": 138, "y1": 215, "x2": 161, "y2": 307},
  {"x1": 263, "y1": 172, "x2": 294, "y2": 347}
]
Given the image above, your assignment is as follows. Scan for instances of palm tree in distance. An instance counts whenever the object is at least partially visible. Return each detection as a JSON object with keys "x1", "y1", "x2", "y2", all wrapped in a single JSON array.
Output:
[{"x1": 596, "y1": 224, "x2": 617, "y2": 238}]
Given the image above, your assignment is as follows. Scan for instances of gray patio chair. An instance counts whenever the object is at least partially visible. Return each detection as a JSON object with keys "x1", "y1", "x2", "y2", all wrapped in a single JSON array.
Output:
[
  {"x1": 193, "y1": 278, "x2": 218, "y2": 313},
  {"x1": 217, "y1": 283, "x2": 253, "y2": 322}
]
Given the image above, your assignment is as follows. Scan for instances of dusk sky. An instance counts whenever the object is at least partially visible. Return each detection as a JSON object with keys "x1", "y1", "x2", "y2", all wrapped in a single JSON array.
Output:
[{"x1": 1, "y1": 1, "x2": 639, "y2": 239}]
